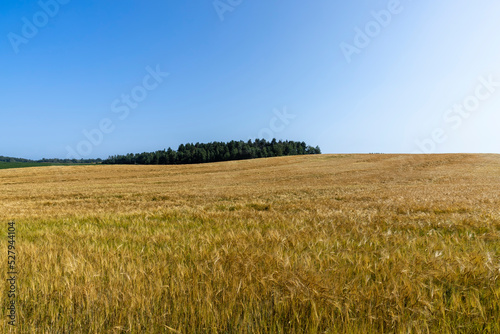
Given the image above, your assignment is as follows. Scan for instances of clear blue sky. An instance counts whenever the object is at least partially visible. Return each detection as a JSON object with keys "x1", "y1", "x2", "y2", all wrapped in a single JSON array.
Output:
[{"x1": 1, "y1": 1, "x2": 500, "y2": 159}]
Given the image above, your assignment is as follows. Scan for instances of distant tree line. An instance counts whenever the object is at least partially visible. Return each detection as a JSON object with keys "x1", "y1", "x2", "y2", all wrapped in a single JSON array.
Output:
[
  {"x1": 103, "y1": 139, "x2": 321, "y2": 165},
  {"x1": 37, "y1": 158, "x2": 103, "y2": 164},
  {"x1": 0, "y1": 156, "x2": 32, "y2": 163},
  {"x1": 0, "y1": 156, "x2": 101, "y2": 164}
]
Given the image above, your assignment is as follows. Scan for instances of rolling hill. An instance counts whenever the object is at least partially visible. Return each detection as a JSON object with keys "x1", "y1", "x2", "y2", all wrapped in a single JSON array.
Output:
[{"x1": 1, "y1": 154, "x2": 499, "y2": 332}]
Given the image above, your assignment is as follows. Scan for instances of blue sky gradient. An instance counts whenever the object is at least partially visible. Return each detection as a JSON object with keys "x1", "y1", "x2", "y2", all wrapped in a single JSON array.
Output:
[{"x1": 1, "y1": 1, "x2": 500, "y2": 159}]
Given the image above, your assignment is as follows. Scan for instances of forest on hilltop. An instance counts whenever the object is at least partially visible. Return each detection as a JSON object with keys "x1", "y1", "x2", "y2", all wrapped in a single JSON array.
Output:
[{"x1": 103, "y1": 139, "x2": 321, "y2": 165}]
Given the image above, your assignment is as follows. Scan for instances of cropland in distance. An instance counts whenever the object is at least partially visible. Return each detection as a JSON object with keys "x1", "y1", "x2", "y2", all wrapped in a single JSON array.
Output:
[{"x1": 1, "y1": 154, "x2": 499, "y2": 333}]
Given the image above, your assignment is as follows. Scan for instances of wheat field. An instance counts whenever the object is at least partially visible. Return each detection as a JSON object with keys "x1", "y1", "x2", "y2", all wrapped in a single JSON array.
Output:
[{"x1": 1, "y1": 154, "x2": 499, "y2": 333}]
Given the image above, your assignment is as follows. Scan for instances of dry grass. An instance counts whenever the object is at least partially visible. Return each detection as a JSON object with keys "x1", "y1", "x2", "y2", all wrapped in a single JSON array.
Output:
[{"x1": 1, "y1": 154, "x2": 499, "y2": 333}]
